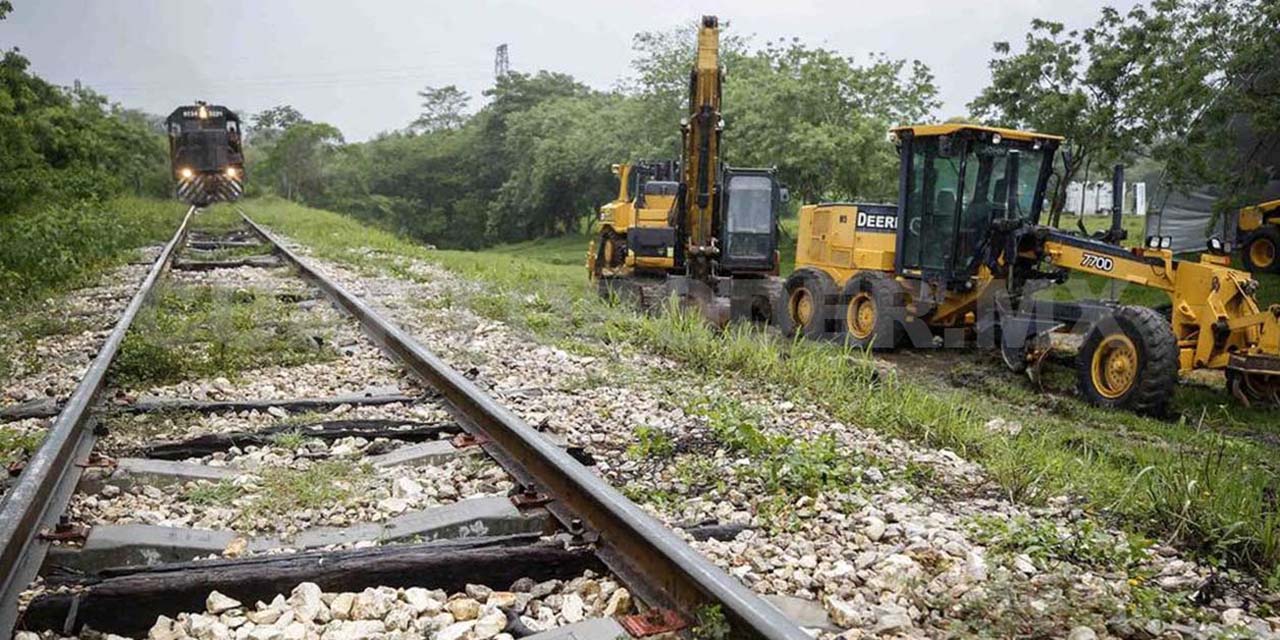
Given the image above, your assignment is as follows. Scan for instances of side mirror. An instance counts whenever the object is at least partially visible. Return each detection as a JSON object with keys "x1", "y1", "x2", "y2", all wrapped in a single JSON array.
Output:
[{"x1": 780, "y1": 187, "x2": 790, "y2": 204}]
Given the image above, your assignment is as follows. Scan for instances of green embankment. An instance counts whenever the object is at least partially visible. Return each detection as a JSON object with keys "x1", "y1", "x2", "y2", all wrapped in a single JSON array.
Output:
[
  {"x1": 238, "y1": 197, "x2": 1280, "y2": 588},
  {"x1": 0, "y1": 197, "x2": 188, "y2": 381},
  {"x1": 0, "y1": 197, "x2": 188, "y2": 310}
]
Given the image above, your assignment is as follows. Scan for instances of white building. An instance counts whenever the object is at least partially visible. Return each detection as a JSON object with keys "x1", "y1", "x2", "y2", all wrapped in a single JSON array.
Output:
[{"x1": 1065, "y1": 181, "x2": 1147, "y2": 216}]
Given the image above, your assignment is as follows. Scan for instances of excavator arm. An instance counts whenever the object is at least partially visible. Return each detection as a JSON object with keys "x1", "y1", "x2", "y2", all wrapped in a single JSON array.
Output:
[{"x1": 681, "y1": 15, "x2": 724, "y2": 272}]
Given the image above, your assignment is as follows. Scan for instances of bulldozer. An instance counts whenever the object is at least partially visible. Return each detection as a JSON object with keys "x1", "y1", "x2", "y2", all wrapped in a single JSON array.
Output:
[
  {"x1": 587, "y1": 15, "x2": 786, "y2": 325},
  {"x1": 784, "y1": 123, "x2": 1280, "y2": 413},
  {"x1": 1238, "y1": 199, "x2": 1280, "y2": 273}
]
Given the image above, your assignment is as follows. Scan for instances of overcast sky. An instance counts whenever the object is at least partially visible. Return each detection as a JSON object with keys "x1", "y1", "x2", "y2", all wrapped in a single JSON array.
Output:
[{"x1": 2, "y1": 0, "x2": 1140, "y2": 141}]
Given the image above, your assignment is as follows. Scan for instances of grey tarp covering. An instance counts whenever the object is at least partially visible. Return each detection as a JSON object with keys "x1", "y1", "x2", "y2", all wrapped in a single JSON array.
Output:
[
  {"x1": 1145, "y1": 189, "x2": 1232, "y2": 254},
  {"x1": 1145, "y1": 108, "x2": 1280, "y2": 254}
]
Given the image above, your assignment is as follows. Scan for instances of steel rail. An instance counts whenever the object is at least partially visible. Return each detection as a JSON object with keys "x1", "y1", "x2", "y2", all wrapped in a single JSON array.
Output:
[
  {"x1": 241, "y1": 213, "x2": 807, "y2": 640},
  {"x1": 0, "y1": 205, "x2": 198, "y2": 636}
]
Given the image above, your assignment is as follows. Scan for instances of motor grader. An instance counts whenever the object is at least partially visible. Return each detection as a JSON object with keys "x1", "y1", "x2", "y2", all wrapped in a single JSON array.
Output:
[
  {"x1": 784, "y1": 123, "x2": 1280, "y2": 413},
  {"x1": 587, "y1": 15, "x2": 786, "y2": 325},
  {"x1": 1238, "y1": 199, "x2": 1280, "y2": 273}
]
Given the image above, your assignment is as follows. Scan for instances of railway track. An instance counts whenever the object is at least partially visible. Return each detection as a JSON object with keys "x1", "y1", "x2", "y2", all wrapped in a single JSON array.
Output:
[{"x1": 0, "y1": 208, "x2": 808, "y2": 640}]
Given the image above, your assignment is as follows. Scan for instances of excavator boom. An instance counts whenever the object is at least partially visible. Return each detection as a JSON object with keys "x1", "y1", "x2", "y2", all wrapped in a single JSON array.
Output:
[{"x1": 683, "y1": 15, "x2": 723, "y2": 256}]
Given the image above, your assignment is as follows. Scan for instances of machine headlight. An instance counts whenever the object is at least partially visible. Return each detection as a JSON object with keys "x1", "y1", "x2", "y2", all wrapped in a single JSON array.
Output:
[
  {"x1": 1208, "y1": 237, "x2": 1224, "y2": 253},
  {"x1": 1146, "y1": 236, "x2": 1159, "y2": 249},
  {"x1": 992, "y1": 133, "x2": 1002, "y2": 144},
  {"x1": 179, "y1": 168, "x2": 194, "y2": 179},
  {"x1": 1160, "y1": 236, "x2": 1172, "y2": 249},
  {"x1": 225, "y1": 166, "x2": 238, "y2": 178}
]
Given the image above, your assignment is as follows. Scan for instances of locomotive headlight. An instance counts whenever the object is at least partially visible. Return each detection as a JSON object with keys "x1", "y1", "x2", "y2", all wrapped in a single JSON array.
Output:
[
  {"x1": 225, "y1": 166, "x2": 238, "y2": 178},
  {"x1": 198, "y1": 105, "x2": 208, "y2": 119},
  {"x1": 179, "y1": 167, "x2": 194, "y2": 179}
]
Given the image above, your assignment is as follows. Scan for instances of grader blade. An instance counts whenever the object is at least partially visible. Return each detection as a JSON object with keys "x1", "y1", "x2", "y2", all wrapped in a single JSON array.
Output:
[{"x1": 1227, "y1": 354, "x2": 1280, "y2": 407}]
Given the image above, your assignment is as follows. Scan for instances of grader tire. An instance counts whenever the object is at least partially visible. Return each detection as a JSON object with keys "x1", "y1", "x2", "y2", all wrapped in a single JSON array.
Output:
[
  {"x1": 1076, "y1": 305, "x2": 1178, "y2": 416},
  {"x1": 784, "y1": 269, "x2": 837, "y2": 340},
  {"x1": 1241, "y1": 226, "x2": 1280, "y2": 274},
  {"x1": 840, "y1": 272, "x2": 906, "y2": 350}
]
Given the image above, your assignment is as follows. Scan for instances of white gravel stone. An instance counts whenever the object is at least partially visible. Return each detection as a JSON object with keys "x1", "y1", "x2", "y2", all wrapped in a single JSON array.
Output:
[{"x1": 207, "y1": 591, "x2": 243, "y2": 615}]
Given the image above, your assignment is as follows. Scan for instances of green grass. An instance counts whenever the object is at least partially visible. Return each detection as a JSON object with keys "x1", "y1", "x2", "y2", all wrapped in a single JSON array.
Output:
[
  {"x1": 1, "y1": 197, "x2": 187, "y2": 382},
  {"x1": 182, "y1": 460, "x2": 372, "y2": 527},
  {"x1": 189, "y1": 206, "x2": 250, "y2": 235},
  {"x1": 0, "y1": 197, "x2": 186, "y2": 311},
  {"x1": 236, "y1": 196, "x2": 1280, "y2": 584},
  {"x1": 0, "y1": 426, "x2": 44, "y2": 469},
  {"x1": 484, "y1": 233, "x2": 593, "y2": 267},
  {"x1": 110, "y1": 283, "x2": 336, "y2": 388},
  {"x1": 247, "y1": 460, "x2": 370, "y2": 520},
  {"x1": 1049, "y1": 213, "x2": 1149, "y2": 246}
]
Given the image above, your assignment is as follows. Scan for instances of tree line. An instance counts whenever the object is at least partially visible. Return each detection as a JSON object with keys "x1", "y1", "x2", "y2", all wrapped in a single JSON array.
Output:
[
  {"x1": 1, "y1": 1, "x2": 178, "y2": 307},
  {"x1": 245, "y1": 26, "x2": 940, "y2": 249},
  {"x1": 0, "y1": 0, "x2": 170, "y2": 215},
  {"x1": 3, "y1": 0, "x2": 1275, "y2": 252}
]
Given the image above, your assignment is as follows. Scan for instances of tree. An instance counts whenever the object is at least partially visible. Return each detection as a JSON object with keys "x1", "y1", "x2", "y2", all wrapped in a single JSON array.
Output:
[
  {"x1": 0, "y1": 49, "x2": 169, "y2": 212},
  {"x1": 257, "y1": 121, "x2": 343, "y2": 202},
  {"x1": 1120, "y1": 0, "x2": 1280, "y2": 212},
  {"x1": 250, "y1": 105, "x2": 308, "y2": 145},
  {"x1": 969, "y1": 18, "x2": 1144, "y2": 218},
  {"x1": 412, "y1": 85, "x2": 469, "y2": 132},
  {"x1": 725, "y1": 40, "x2": 939, "y2": 202},
  {"x1": 973, "y1": 1, "x2": 1280, "y2": 220}
]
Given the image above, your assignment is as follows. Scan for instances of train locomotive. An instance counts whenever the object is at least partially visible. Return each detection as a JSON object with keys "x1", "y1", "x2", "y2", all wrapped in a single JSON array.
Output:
[{"x1": 165, "y1": 102, "x2": 245, "y2": 206}]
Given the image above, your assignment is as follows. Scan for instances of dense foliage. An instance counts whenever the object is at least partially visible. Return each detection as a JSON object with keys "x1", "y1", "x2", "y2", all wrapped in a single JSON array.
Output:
[
  {"x1": 0, "y1": 4, "x2": 178, "y2": 308},
  {"x1": 0, "y1": 51, "x2": 169, "y2": 213},
  {"x1": 971, "y1": 0, "x2": 1279, "y2": 215},
  {"x1": 247, "y1": 25, "x2": 939, "y2": 249}
]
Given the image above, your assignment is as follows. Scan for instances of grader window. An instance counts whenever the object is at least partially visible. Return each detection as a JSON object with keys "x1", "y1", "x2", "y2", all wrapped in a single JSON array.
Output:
[{"x1": 901, "y1": 137, "x2": 963, "y2": 273}]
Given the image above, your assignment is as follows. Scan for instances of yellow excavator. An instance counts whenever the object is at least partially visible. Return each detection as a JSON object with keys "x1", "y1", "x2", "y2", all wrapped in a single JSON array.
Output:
[
  {"x1": 588, "y1": 16, "x2": 786, "y2": 325},
  {"x1": 785, "y1": 123, "x2": 1280, "y2": 413},
  {"x1": 1238, "y1": 199, "x2": 1280, "y2": 273}
]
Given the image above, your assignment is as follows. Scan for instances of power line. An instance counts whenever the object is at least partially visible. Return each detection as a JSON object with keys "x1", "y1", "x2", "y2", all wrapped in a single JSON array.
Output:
[{"x1": 85, "y1": 62, "x2": 487, "y2": 94}]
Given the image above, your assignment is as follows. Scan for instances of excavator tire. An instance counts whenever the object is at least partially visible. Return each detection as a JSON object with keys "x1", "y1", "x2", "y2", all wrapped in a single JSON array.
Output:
[
  {"x1": 1241, "y1": 226, "x2": 1280, "y2": 274},
  {"x1": 840, "y1": 272, "x2": 907, "y2": 350},
  {"x1": 784, "y1": 268, "x2": 837, "y2": 340},
  {"x1": 1076, "y1": 305, "x2": 1177, "y2": 416}
]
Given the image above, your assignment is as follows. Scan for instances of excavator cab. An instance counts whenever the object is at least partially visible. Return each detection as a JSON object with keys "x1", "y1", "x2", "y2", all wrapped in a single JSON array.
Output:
[
  {"x1": 718, "y1": 167, "x2": 784, "y2": 274},
  {"x1": 893, "y1": 125, "x2": 1061, "y2": 288}
]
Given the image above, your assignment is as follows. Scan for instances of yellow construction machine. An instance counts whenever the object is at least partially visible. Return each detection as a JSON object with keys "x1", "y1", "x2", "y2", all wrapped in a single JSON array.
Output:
[
  {"x1": 588, "y1": 16, "x2": 786, "y2": 325},
  {"x1": 1238, "y1": 199, "x2": 1280, "y2": 273},
  {"x1": 785, "y1": 123, "x2": 1280, "y2": 413}
]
